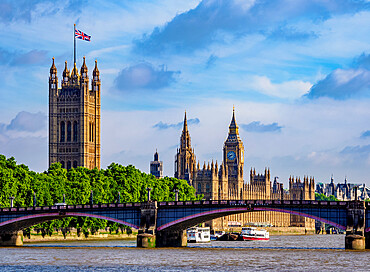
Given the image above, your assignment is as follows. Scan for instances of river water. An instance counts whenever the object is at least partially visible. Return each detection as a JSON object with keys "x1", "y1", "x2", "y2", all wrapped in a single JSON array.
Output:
[{"x1": 0, "y1": 235, "x2": 369, "y2": 271}]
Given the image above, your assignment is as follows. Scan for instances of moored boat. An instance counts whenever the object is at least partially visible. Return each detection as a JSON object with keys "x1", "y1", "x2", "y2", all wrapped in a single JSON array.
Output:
[
  {"x1": 241, "y1": 227, "x2": 269, "y2": 241},
  {"x1": 187, "y1": 227, "x2": 211, "y2": 243},
  {"x1": 210, "y1": 230, "x2": 225, "y2": 241}
]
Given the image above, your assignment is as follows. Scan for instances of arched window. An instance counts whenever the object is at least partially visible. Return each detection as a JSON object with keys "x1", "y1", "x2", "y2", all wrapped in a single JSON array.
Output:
[
  {"x1": 89, "y1": 122, "x2": 92, "y2": 142},
  {"x1": 197, "y1": 183, "x2": 202, "y2": 193},
  {"x1": 91, "y1": 122, "x2": 94, "y2": 142},
  {"x1": 60, "y1": 122, "x2": 65, "y2": 142},
  {"x1": 61, "y1": 161, "x2": 65, "y2": 168},
  {"x1": 67, "y1": 121, "x2": 71, "y2": 142},
  {"x1": 73, "y1": 161, "x2": 77, "y2": 168},
  {"x1": 73, "y1": 121, "x2": 78, "y2": 142},
  {"x1": 67, "y1": 161, "x2": 71, "y2": 170},
  {"x1": 206, "y1": 183, "x2": 210, "y2": 193}
]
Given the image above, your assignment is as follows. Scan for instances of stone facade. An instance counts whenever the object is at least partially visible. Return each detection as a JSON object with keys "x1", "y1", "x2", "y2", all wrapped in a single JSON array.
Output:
[
  {"x1": 49, "y1": 57, "x2": 101, "y2": 170},
  {"x1": 150, "y1": 150, "x2": 163, "y2": 178},
  {"x1": 316, "y1": 177, "x2": 370, "y2": 201},
  {"x1": 174, "y1": 112, "x2": 196, "y2": 184},
  {"x1": 175, "y1": 108, "x2": 315, "y2": 230}
]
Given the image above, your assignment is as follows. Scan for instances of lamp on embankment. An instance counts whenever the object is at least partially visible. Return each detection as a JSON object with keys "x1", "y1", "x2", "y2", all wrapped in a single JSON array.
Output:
[
  {"x1": 9, "y1": 196, "x2": 15, "y2": 208},
  {"x1": 146, "y1": 187, "x2": 152, "y2": 202},
  {"x1": 174, "y1": 189, "x2": 179, "y2": 201}
]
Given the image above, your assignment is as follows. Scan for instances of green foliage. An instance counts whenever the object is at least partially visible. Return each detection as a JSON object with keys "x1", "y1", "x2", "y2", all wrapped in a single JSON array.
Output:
[
  {"x1": 315, "y1": 193, "x2": 338, "y2": 201},
  {"x1": 0, "y1": 155, "x2": 197, "y2": 238}
]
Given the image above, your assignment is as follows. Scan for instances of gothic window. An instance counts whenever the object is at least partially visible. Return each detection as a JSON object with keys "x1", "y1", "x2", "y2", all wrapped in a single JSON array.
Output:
[
  {"x1": 90, "y1": 122, "x2": 94, "y2": 142},
  {"x1": 67, "y1": 122, "x2": 71, "y2": 142},
  {"x1": 73, "y1": 121, "x2": 78, "y2": 142},
  {"x1": 67, "y1": 161, "x2": 71, "y2": 170},
  {"x1": 73, "y1": 161, "x2": 77, "y2": 168},
  {"x1": 198, "y1": 183, "x2": 201, "y2": 193},
  {"x1": 61, "y1": 161, "x2": 65, "y2": 168},
  {"x1": 89, "y1": 122, "x2": 91, "y2": 142},
  {"x1": 60, "y1": 122, "x2": 65, "y2": 142},
  {"x1": 206, "y1": 183, "x2": 210, "y2": 193}
]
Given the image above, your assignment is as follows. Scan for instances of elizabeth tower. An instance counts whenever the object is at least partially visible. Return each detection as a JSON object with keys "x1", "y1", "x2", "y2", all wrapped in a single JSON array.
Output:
[
  {"x1": 49, "y1": 57, "x2": 101, "y2": 170},
  {"x1": 223, "y1": 108, "x2": 244, "y2": 198}
]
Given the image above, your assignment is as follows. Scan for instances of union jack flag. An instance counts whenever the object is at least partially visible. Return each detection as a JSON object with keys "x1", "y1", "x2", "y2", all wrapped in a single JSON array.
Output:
[{"x1": 75, "y1": 29, "x2": 91, "y2": 41}]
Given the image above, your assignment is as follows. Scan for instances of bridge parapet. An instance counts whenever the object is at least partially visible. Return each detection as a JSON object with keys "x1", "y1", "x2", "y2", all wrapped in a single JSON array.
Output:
[{"x1": 156, "y1": 199, "x2": 347, "y2": 208}]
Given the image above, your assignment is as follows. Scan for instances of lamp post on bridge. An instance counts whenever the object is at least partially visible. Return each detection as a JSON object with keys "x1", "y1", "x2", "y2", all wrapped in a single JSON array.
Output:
[
  {"x1": 146, "y1": 187, "x2": 152, "y2": 202},
  {"x1": 9, "y1": 196, "x2": 15, "y2": 208},
  {"x1": 33, "y1": 193, "x2": 36, "y2": 207},
  {"x1": 117, "y1": 191, "x2": 121, "y2": 204},
  {"x1": 174, "y1": 189, "x2": 179, "y2": 202},
  {"x1": 90, "y1": 190, "x2": 94, "y2": 205}
]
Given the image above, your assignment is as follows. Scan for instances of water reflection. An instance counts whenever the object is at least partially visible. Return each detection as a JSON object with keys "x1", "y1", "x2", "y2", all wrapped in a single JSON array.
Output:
[{"x1": 1, "y1": 235, "x2": 369, "y2": 272}]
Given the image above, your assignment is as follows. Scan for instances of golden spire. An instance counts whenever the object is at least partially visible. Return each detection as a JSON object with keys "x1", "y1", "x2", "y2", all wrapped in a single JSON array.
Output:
[
  {"x1": 93, "y1": 59, "x2": 99, "y2": 75},
  {"x1": 183, "y1": 110, "x2": 188, "y2": 132},
  {"x1": 50, "y1": 57, "x2": 57, "y2": 74},
  {"x1": 80, "y1": 56, "x2": 88, "y2": 74},
  {"x1": 71, "y1": 62, "x2": 79, "y2": 77},
  {"x1": 63, "y1": 61, "x2": 70, "y2": 78},
  {"x1": 228, "y1": 106, "x2": 239, "y2": 135}
]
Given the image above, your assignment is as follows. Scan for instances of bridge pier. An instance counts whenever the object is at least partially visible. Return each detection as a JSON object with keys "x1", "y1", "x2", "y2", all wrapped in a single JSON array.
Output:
[
  {"x1": 345, "y1": 235, "x2": 365, "y2": 250},
  {"x1": 156, "y1": 230, "x2": 187, "y2": 247},
  {"x1": 137, "y1": 201, "x2": 157, "y2": 248},
  {"x1": 0, "y1": 231, "x2": 23, "y2": 246},
  {"x1": 365, "y1": 231, "x2": 370, "y2": 249},
  {"x1": 345, "y1": 201, "x2": 366, "y2": 250}
]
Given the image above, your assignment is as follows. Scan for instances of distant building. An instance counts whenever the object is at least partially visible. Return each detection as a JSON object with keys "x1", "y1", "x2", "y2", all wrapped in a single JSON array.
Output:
[
  {"x1": 174, "y1": 112, "x2": 196, "y2": 184},
  {"x1": 49, "y1": 57, "x2": 101, "y2": 170},
  {"x1": 316, "y1": 177, "x2": 370, "y2": 201},
  {"x1": 150, "y1": 150, "x2": 163, "y2": 178},
  {"x1": 174, "y1": 108, "x2": 315, "y2": 230}
]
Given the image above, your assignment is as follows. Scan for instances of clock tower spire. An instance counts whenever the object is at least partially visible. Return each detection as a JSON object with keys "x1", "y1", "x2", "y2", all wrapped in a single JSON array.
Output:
[
  {"x1": 223, "y1": 107, "x2": 244, "y2": 198},
  {"x1": 175, "y1": 111, "x2": 196, "y2": 185}
]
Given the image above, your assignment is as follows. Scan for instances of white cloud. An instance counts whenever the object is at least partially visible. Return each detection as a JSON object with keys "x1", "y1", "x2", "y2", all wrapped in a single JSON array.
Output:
[{"x1": 246, "y1": 76, "x2": 312, "y2": 99}]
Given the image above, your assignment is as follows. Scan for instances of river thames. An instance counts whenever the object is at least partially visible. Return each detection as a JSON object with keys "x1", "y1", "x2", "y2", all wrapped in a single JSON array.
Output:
[{"x1": 0, "y1": 235, "x2": 369, "y2": 271}]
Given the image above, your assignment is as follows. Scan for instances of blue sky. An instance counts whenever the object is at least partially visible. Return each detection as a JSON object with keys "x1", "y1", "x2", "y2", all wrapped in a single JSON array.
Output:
[{"x1": 0, "y1": 0, "x2": 370, "y2": 186}]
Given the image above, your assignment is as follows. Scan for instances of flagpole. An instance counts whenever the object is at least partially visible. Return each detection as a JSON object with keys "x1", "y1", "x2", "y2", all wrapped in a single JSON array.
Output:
[{"x1": 74, "y1": 24, "x2": 76, "y2": 64}]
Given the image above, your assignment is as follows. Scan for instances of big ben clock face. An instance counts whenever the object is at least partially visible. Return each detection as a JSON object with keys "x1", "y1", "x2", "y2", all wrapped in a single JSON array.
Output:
[{"x1": 227, "y1": 151, "x2": 236, "y2": 161}]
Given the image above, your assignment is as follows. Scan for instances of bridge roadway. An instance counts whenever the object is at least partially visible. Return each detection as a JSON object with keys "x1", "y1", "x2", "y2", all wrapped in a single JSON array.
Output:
[{"x1": 0, "y1": 199, "x2": 368, "y2": 249}]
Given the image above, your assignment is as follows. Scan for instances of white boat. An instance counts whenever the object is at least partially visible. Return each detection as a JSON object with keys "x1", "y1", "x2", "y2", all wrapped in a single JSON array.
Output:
[
  {"x1": 241, "y1": 227, "x2": 269, "y2": 241},
  {"x1": 187, "y1": 227, "x2": 211, "y2": 243},
  {"x1": 210, "y1": 230, "x2": 225, "y2": 241}
]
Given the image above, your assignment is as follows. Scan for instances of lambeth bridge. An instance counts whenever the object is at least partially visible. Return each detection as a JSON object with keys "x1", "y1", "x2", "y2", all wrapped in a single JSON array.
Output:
[{"x1": 0, "y1": 198, "x2": 369, "y2": 249}]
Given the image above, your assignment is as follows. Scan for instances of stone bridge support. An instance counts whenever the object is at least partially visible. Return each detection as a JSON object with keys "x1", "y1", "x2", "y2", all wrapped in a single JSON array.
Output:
[
  {"x1": 137, "y1": 201, "x2": 157, "y2": 248},
  {"x1": 136, "y1": 201, "x2": 187, "y2": 248},
  {"x1": 345, "y1": 201, "x2": 366, "y2": 250},
  {"x1": 0, "y1": 231, "x2": 23, "y2": 246},
  {"x1": 156, "y1": 230, "x2": 187, "y2": 247}
]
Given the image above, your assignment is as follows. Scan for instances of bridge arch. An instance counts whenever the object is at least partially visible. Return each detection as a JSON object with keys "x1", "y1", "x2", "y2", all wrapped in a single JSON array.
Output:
[
  {"x1": 157, "y1": 206, "x2": 346, "y2": 232},
  {"x1": 0, "y1": 212, "x2": 140, "y2": 233}
]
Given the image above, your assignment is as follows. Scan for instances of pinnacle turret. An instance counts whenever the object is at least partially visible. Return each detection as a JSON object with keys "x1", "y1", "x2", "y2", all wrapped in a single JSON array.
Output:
[
  {"x1": 183, "y1": 110, "x2": 188, "y2": 132},
  {"x1": 50, "y1": 57, "x2": 57, "y2": 74},
  {"x1": 228, "y1": 106, "x2": 239, "y2": 135},
  {"x1": 93, "y1": 59, "x2": 100, "y2": 80},
  {"x1": 80, "y1": 56, "x2": 88, "y2": 75}
]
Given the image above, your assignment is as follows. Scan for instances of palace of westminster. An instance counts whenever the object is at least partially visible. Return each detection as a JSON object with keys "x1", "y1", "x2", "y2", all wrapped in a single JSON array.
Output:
[{"x1": 48, "y1": 58, "x2": 315, "y2": 230}]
